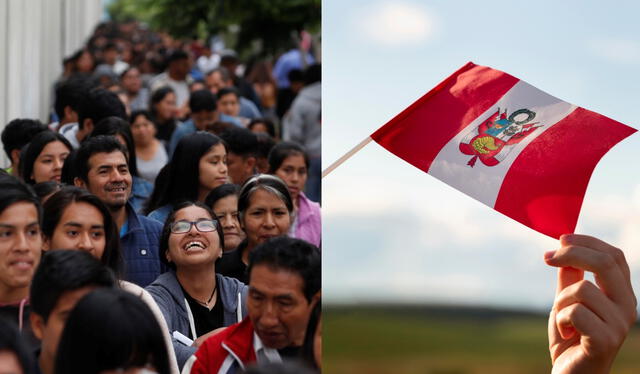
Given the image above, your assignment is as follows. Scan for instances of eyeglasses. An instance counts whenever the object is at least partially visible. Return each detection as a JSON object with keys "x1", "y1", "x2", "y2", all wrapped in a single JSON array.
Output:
[{"x1": 170, "y1": 219, "x2": 217, "y2": 234}]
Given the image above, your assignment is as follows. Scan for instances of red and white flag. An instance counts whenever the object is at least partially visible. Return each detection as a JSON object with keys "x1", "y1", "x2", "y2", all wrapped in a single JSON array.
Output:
[{"x1": 371, "y1": 62, "x2": 636, "y2": 238}]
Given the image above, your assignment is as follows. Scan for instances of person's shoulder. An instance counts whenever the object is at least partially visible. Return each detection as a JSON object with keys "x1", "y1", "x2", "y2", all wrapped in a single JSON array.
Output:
[{"x1": 137, "y1": 213, "x2": 164, "y2": 232}]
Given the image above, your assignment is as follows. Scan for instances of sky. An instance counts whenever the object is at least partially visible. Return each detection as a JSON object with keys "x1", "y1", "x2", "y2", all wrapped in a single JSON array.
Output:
[{"x1": 323, "y1": 0, "x2": 640, "y2": 311}]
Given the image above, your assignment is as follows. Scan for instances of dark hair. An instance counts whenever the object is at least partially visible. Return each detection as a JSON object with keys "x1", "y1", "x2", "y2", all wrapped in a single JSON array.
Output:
[
  {"x1": 90, "y1": 116, "x2": 139, "y2": 176},
  {"x1": 42, "y1": 187, "x2": 122, "y2": 276},
  {"x1": 303, "y1": 64, "x2": 321, "y2": 85},
  {"x1": 238, "y1": 174, "x2": 293, "y2": 222},
  {"x1": 166, "y1": 49, "x2": 188, "y2": 64},
  {"x1": 75, "y1": 135, "x2": 128, "y2": 184},
  {"x1": 54, "y1": 76, "x2": 91, "y2": 120},
  {"x1": 129, "y1": 109, "x2": 152, "y2": 124},
  {"x1": 32, "y1": 181, "x2": 63, "y2": 202},
  {"x1": 54, "y1": 288, "x2": 171, "y2": 374},
  {"x1": 0, "y1": 318, "x2": 34, "y2": 374},
  {"x1": 204, "y1": 183, "x2": 240, "y2": 209},
  {"x1": 268, "y1": 141, "x2": 309, "y2": 173},
  {"x1": 1, "y1": 119, "x2": 47, "y2": 160},
  {"x1": 150, "y1": 86, "x2": 175, "y2": 119},
  {"x1": 206, "y1": 66, "x2": 231, "y2": 83},
  {"x1": 60, "y1": 149, "x2": 78, "y2": 185},
  {"x1": 248, "y1": 118, "x2": 276, "y2": 139},
  {"x1": 77, "y1": 87, "x2": 127, "y2": 130},
  {"x1": 248, "y1": 236, "x2": 320, "y2": 302},
  {"x1": 220, "y1": 127, "x2": 258, "y2": 157},
  {"x1": 145, "y1": 132, "x2": 225, "y2": 212},
  {"x1": 30, "y1": 250, "x2": 116, "y2": 322},
  {"x1": 19, "y1": 131, "x2": 72, "y2": 185},
  {"x1": 255, "y1": 132, "x2": 276, "y2": 163},
  {"x1": 302, "y1": 300, "x2": 321, "y2": 369},
  {"x1": 0, "y1": 174, "x2": 41, "y2": 220},
  {"x1": 287, "y1": 69, "x2": 304, "y2": 83},
  {"x1": 189, "y1": 89, "x2": 217, "y2": 113},
  {"x1": 217, "y1": 87, "x2": 240, "y2": 101},
  {"x1": 159, "y1": 201, "x2": 224, "y2": 270}
]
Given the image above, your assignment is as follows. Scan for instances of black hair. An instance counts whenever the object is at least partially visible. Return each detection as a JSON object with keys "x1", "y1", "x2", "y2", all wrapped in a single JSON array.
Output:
[
  {"x1": 217, "y1": 87, "x2": 240, "y2": 101},
  {"x1": 75, "y1": 135, "x2": 129, "y2": 184},
  {"x1": 149, "y1": 86, "x2": 175, "y2": 120},
  {"x1": 0, "y1": 318, "x2": 35, "y2": 374},
  {"x1": 54, "y1": 76, "x2": 91, "y2": 120},
  {"x1": 19, "y1": 131, "x2": 72, "y2": 185},
  {"x1": 60, "y1": 149, "x2": 78, "y2": 185},
  {"x1": 129, "y1": 109, "x2": 152, "y2": 124},
  {"x1": 254, "y1": 132, "x2": 277, "y2": 164},
  {"x1": 189, "y1": 89, "x2": 217, "y2": 113},
  {"x1": 206, "y1": 66, "x2": 231, "y2": 82},
  {"x1": 54, "y1": 288, "x2": 171, "y2": 374},
  {"x1": 90, "y1": 116, "x2": 139, "y2": 176},
  {"x1": 204, "y1": 183, "x2": 241, "y2": 209},
  {"x1": 220, "y1": 126, "x2": 258, "y2": 157},
  {"x1": 287, "y1": 69, "x2": 304, "y2": 83},
  {"x1": 248, "y1": 236, "x2": 320, "y2": 302},
  {"x1": 159, "y1": 201, "x2": 224, "y2": 270},
  {"x1": 268, "y1": 141, "x2": 310, "y2": 173},
  {"x1": 145, "y1": 132, "x2": 225, "y2": 213},
  {"x1": 1, "y1": 119, "x2": 47, "y2": 160},
  {"x1": 301, "y1": 300, "x2": 321, "y2": 370},
  {"x1": 32, "y1": 181, "x2": 63, "y2": 203},
  {"x1": 248, "y1": 118, "x2": 276, "y2": 139},
  {"x1": 42, "y1": 187, "x2": 123, "y2": 277},
  {"x1": 77, "y1": 87, "x2": 127, "y2": 130},
  {"x1": 238, "y1": 174, "x2": 293, "y2": 221},
  {"x1": 30, "y1": 250, "x2": 116, "y2": 322},
  {"x1": 303, "y1": 63, "x2": 321, "y2": 85},
  {"x1": 0, "y1": 174, "x2": 41, "y2": 221},
  {"x1": 166, "y1": 49, "x2": 188, "y2": 64}
]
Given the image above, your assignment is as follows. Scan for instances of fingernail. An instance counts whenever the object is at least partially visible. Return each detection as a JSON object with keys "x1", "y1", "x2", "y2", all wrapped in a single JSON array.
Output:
[{"x1": 544, "y1": 250, "x2": 556, "y2": 261}]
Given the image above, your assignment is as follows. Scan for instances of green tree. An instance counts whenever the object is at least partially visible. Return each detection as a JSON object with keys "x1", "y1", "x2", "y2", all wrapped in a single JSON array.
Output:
[{"x1": 108, "y1": 0, "x2": 320, "y2": 57}]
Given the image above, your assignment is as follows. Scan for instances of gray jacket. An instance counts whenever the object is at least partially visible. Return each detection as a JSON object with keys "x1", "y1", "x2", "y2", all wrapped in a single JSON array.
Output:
[
  {"x1": 283, "y1": 82, "x2": 321, "y2": 157},
  {"x1": 146, "y1": 271, "x2": 248, "y2": 370}
]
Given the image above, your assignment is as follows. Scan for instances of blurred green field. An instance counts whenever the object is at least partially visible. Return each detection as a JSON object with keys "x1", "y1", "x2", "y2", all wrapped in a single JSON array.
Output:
[{"x1": 324, "y1": 305, "x2": 640, "y2": 374}]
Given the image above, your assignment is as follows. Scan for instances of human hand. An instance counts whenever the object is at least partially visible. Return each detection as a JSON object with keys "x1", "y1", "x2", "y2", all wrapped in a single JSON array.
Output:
[
  {"x1": 545, "y1": 234, "x2": 637, "y2": 374},
  {"x1": 192, "y1": 327, "x2": 227, "y2": 347}
]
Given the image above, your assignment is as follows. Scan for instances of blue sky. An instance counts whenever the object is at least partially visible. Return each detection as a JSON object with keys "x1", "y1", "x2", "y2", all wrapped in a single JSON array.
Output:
[{"x1": 323, "y1": 0, "x2": 640, "y2": 310}]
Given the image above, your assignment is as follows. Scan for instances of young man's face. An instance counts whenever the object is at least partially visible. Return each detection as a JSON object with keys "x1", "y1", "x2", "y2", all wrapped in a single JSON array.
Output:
[
  {"x1": 75, "y1": 151, "x2": 132, "y2": 211},
  {"x1": 192, "y1": 110, "x2": 217, "y2": 131},
  {"x1": 247, "y1": 264, "x2": 318, "y2": 349},
  {"x1": 226, "y1": 152, "x2": 254, "y2": 185},
  {"x1": 31, "y1": 286, "x2": 95, "y2": 374}
]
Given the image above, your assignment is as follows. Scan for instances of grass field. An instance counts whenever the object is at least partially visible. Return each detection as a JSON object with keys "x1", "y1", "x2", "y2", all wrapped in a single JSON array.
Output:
[{"x1": 324, "y1": 305, "x2": 640, "y2": 374}]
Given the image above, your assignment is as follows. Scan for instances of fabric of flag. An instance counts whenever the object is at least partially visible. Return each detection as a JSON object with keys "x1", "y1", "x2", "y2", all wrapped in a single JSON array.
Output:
[{"x1": 371, "y1": 62, "x2": 636, "y2": 238}]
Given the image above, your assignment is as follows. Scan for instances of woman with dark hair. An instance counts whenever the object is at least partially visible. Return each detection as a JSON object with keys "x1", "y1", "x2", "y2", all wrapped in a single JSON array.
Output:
[
  {"x1": 150, "y1": 86, "x2": 179, "y2": 144},
  {"x1": 0, "y1": 175, "x2": 42, "y2": 350},
  {"x1": 204, "y1": 184, "x2": 245, "y2": 252},
  {"x1": 19, "y1": 131, "x2": 72, "y2": 185},
  {"x1": 32, "y1": 181, "x2": 62, "y2": 204},
  {"x1": 216, "y1": 174, "x2": 293, "y2": 283},
  {"x1": 147, "y1": 132, "x2": 228, "y2": 224},
  {"x1": 89, "y1": 116, "x2": 154, "y2": 213},
  {"x1": 130, "y1": 110, "x2": 168, "y2": 183},
  {"x1": 54, "y1": 288, "x2": 171, "y2": 374},
  {"x1": 268, "y1": 141, "x2": 321, "y2": 246},
  {"x1": 41, "y1": 186, "x2": 179, "y2": 373},
  {"x1": 146, "y1": 201, "x2": 247, "y2": 370},
  {"x1": 248, "y1": 118, "x2": 277, "y2": 139},
  {"x1": 0, "y1": 318, "x2": 34, "y2": 374}
]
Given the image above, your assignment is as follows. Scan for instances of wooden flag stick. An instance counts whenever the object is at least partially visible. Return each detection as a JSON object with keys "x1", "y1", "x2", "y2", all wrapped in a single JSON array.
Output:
[{"x1": 322, "y1": 136, "x2": 373, "y2": 178}]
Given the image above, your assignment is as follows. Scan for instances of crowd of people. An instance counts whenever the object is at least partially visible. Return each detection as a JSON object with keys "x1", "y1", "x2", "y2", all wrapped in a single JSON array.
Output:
[{"x1": 0, "y1": 20, "x2": 321, "y2": 374}]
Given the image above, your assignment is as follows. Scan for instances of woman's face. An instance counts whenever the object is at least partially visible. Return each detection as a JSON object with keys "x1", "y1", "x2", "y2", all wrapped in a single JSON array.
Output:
[
  {"x1": 155, "y1": 92, "x2": 177, "y2": 121},
  {"x1": 46, "y1": 202, "x2": 106, "y2": 260},
  {"x1": 198, "y1": 144, "x2": 228, "y2": 194},
  {"x1": 167, "y1": 205, "x2": 222, "y2": 268},
  {"x1": 212, "y1": 195, "x2": 245, "y2": 251},
  {"x1": 0, "y1": 202, "x2": 42, "y2": 293},
  {"x1": 32, "y1": 141, "x2": 70, "y2": 183},
  {"x1": 218, "y1": 93, "x2": 240, "y2": 117},
  {"x1": 76, "y1": 51, "x2": 94, "y2": 73},
  {"x1": 241, "y1": 189, "x2": 291, "y2": 248},
  {"x1": 275, "y1": 154, "x2": 307, "y2": 202},
  {"x1": 131, "y1": 114, "x2": 157, "y2": 146},
  {"x1": 121, "y1": 68, "x2": 142, "y2": 93}
]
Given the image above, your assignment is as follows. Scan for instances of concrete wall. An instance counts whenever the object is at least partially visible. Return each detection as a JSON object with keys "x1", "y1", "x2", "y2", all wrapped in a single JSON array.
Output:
[{"x1": 0, "y1": 0, "x2": 102, "y2": 166}]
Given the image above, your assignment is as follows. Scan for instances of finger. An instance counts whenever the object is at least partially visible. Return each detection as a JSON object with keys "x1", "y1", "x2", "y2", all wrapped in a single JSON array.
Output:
[
  {"x1": 561, "y1": 234, "x2": 632, "y2": 286},
  {"x1": 554, "y1": 279, "x2": 618, "y2": 324},
  {"x1": 553, "y1": 265, "x2": 584, "y2": 297},
  {"x1": 545, "y1": 244, "x2": 632, "y2": 307},
  {"x1": 556, "y1": 303, "x2": 607, "y2": 341}
]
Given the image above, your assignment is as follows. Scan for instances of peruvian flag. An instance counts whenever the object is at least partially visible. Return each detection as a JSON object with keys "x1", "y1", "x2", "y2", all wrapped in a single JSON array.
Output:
[{"x1": 371, "y1": 62, "x2": 636, "y2": 239}]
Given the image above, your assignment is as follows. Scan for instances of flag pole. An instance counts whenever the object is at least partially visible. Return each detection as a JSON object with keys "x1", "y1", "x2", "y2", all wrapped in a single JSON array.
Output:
[{"x1": 322, "y1": 136, "x2": 373, "y2": 178}]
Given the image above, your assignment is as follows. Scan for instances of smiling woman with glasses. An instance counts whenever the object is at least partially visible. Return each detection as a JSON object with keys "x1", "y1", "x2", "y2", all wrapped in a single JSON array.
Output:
[{"x1": 146, "y1": 201, "x2": 248, "y2": 371}]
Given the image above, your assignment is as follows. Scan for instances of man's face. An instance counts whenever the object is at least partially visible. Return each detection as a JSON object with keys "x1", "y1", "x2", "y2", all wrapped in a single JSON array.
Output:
[
  {"x1": 76, "y1": 151, "x2": 132, "y2": 211},
  {"x1": 205, "y1": 71, "x2": 230, "y2": 94},
  {"x1": 192, "y1": 110, "x2": 217, "y2": 131},
  {"x1": 32, "y1": 286, "x2": 95, "y2": 374},
  {"x1": 226, "y1": 152, "x2": 253, "y2": 185},
  {"x1": 248, "y1": 264, "x2": 318, "y2": 349},
  {"x1": 170, "y1": 58, "x2": 190, "y2": 80}
]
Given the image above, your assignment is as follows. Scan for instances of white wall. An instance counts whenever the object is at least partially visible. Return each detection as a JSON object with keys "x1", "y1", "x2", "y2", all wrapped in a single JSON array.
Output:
[{"x1": 0, "y1": 0, "x2": 102, "y2": 167}]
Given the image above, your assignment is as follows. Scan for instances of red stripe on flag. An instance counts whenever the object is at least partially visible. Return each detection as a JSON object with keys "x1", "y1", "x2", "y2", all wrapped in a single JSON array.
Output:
[
  {"x1": 494, "y1": 107, "x2": 637, "y2": 238},
  {"x1": 371, "y1": 62, "x2": 519, "y2": 172}
]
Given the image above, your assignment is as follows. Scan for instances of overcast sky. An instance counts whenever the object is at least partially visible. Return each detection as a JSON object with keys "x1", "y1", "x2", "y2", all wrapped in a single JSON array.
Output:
[{"x1": 323, "y1": 0, "x2": 640, "y2": 311}]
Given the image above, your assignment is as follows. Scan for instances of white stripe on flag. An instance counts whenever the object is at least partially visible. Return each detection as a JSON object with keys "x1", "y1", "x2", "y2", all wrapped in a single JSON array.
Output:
[{"x1": 427, "y1": 80, "x2": 577, "y2": 208}]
